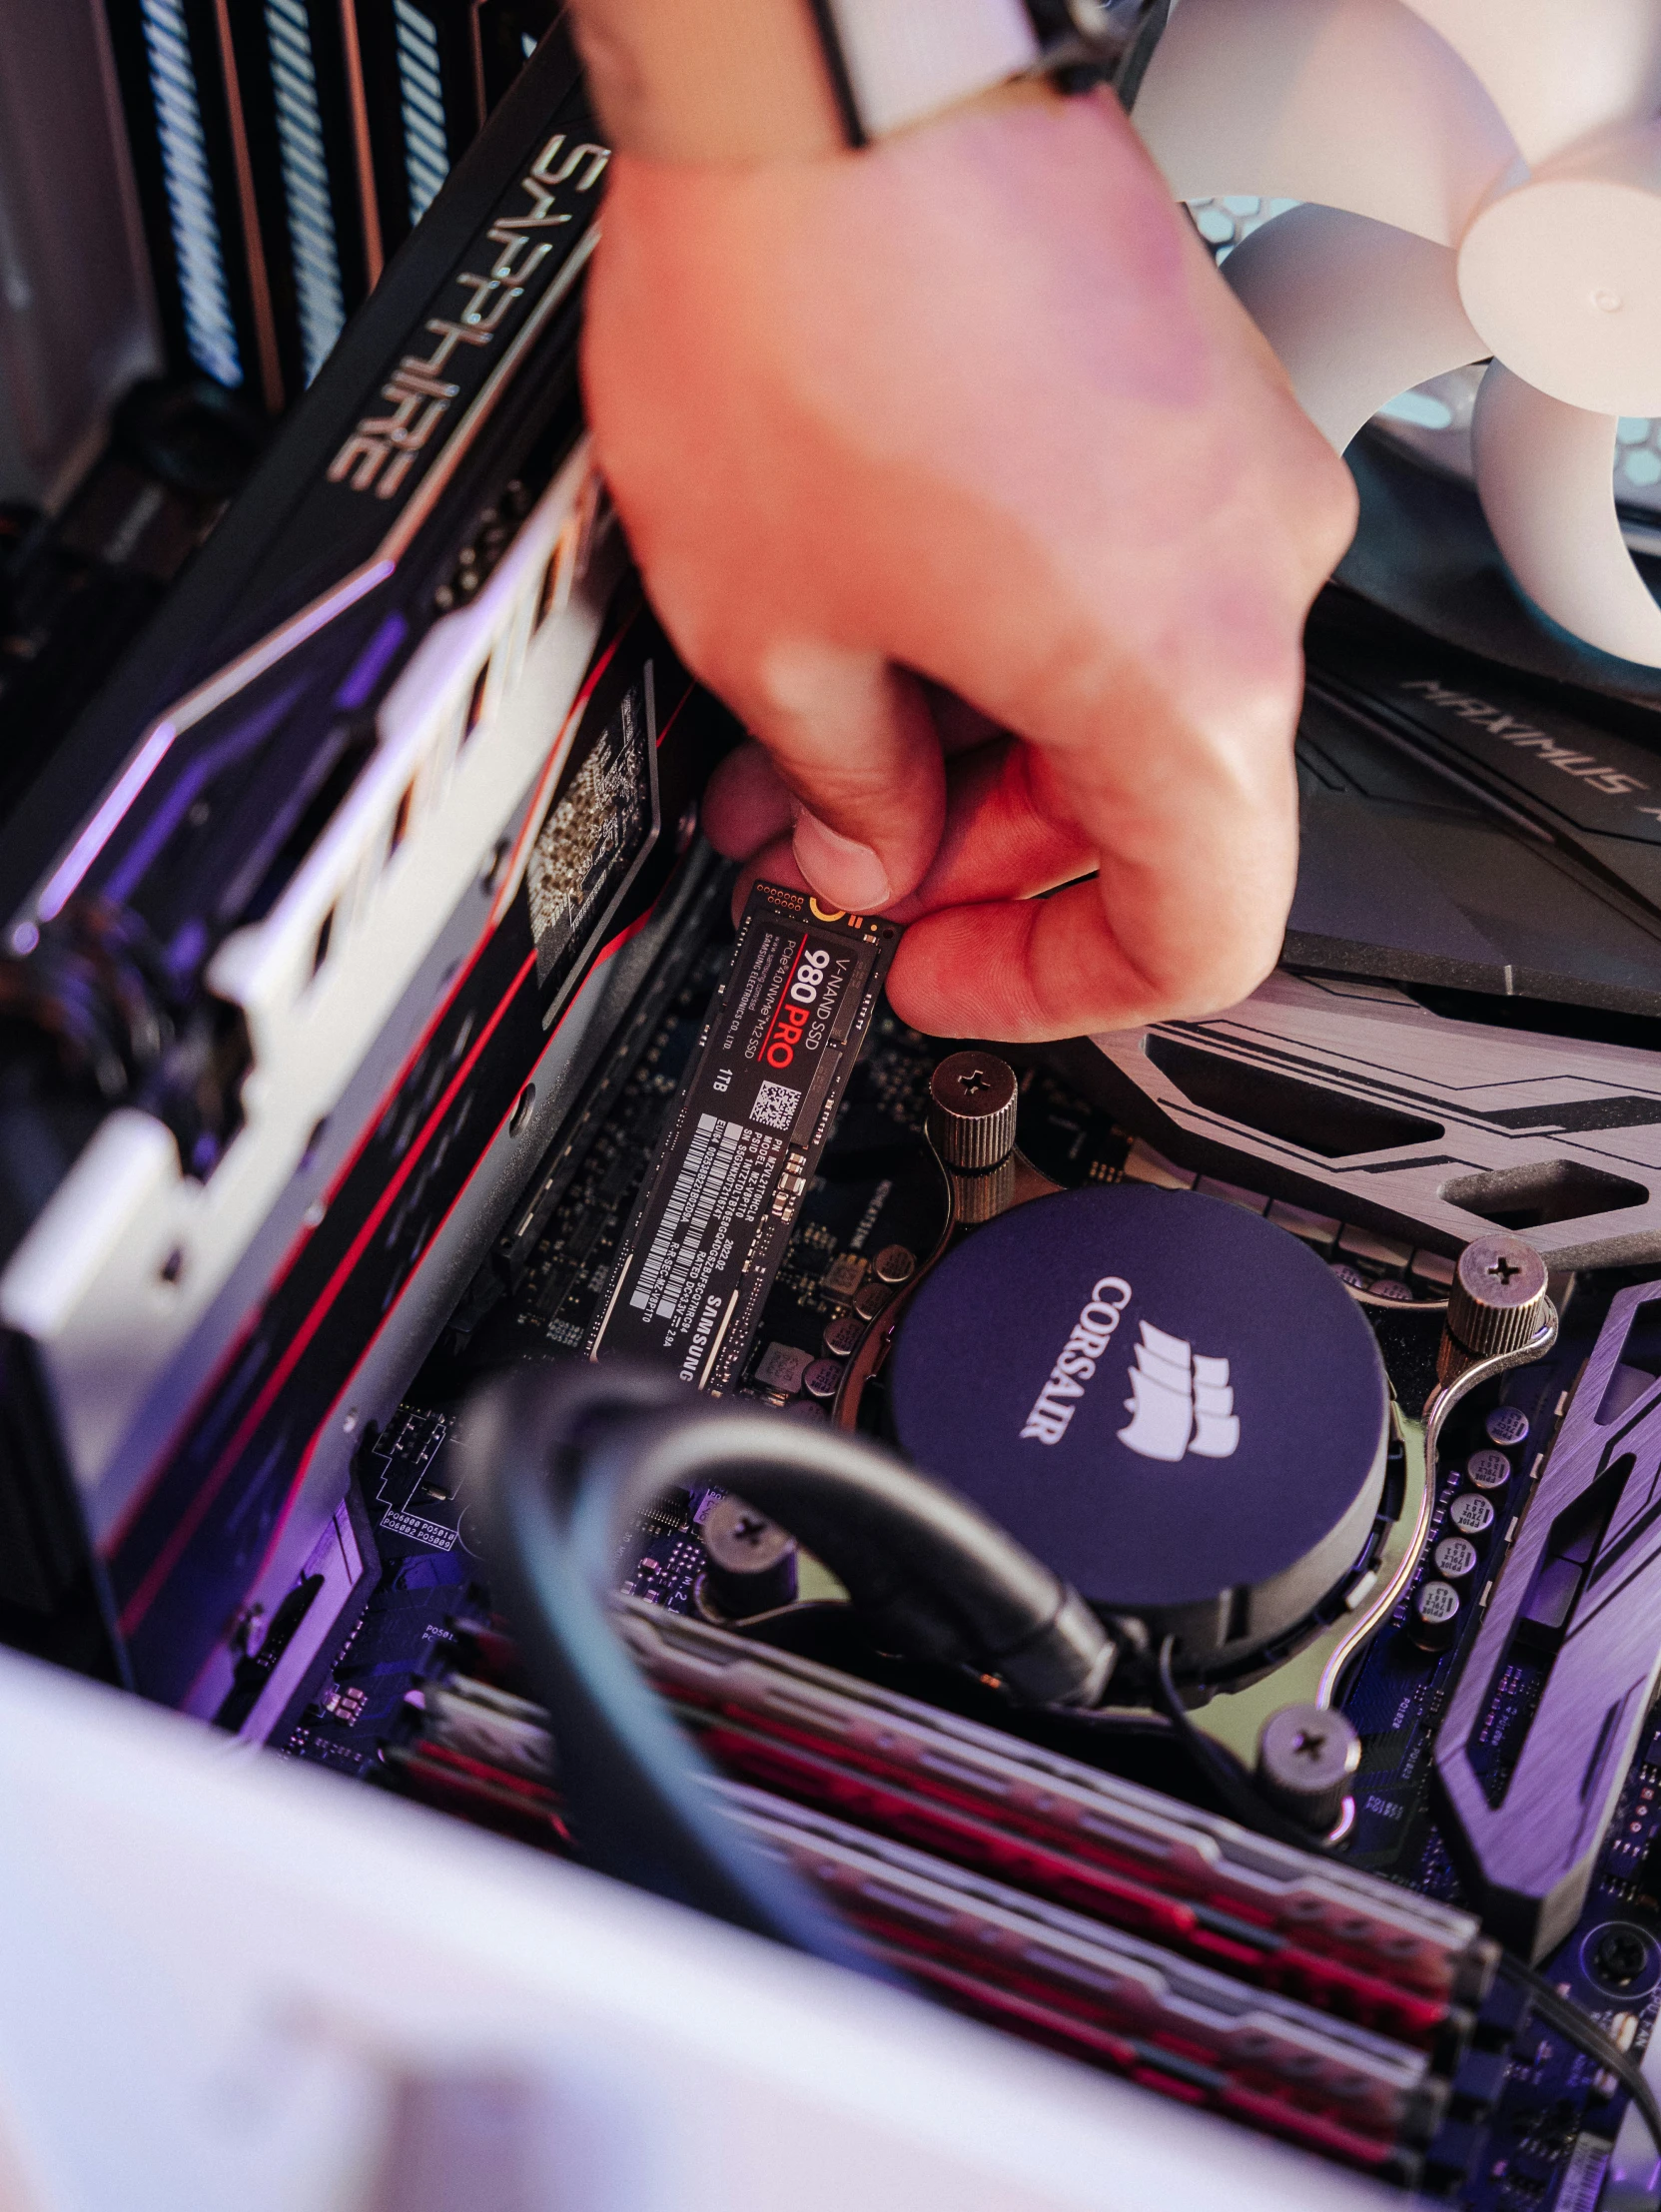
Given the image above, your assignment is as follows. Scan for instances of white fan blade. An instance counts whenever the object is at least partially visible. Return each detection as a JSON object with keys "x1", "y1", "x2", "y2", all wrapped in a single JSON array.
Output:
[
  {"x1": 1224, "y1": 206, "x2": 1485, "y2": 452},
  {"x1": 1133, "y1": 0, "x2": 1518, "y2": 248},
  {"x1": 1457, "y1": 119, "x2": 1661, "y2": 418},
  {"x1": 1401, "y1": 1, "x2": 1661, "y2": 168},
  {"x1": 1472, "y1": 364, "x2": 1661, "y2": 669}
]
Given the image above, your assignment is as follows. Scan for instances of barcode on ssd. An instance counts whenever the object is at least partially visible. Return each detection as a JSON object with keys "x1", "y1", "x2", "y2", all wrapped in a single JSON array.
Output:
[
  {"x1": 751, "y1": 1081, "x2": 801, "y2": 1133},
  {"x1": 629, "y1": 1112, "x2": 783, "y2": 1320},
  {"x1": 629, "y1": 1114, "x2": 718, "y2": 1317}
]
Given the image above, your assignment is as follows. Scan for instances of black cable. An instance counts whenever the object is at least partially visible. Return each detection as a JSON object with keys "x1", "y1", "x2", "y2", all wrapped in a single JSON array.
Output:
[
  {"x1": 1059, "y1": 1705, "x2": 1175, "y2": 1743},
  {"x1": 1498, "y1": 1956, "x2": 1661, "y2": 2174},
  {"x1": 466, "y1": 1362, "x2": 870, "y2": 1968},
  {"x1": 485, "y1": 1360, "x2": 1116, "y2": 1698},
  {"x1": 464, "y1": 1359, "x2": 1115, "y2": 1963},
  {"x1": 1144, "y1": 1634, "x2": 1331, "y2": 1852}
]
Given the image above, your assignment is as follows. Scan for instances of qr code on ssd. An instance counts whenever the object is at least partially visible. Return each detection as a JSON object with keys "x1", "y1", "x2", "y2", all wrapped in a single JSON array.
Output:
[{"x1": 751, "y1": 1081, "x2": 801, "y2": 1132}]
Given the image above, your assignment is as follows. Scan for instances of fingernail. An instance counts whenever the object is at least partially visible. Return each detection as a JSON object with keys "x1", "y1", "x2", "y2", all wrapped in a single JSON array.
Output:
[{"x1": 792, "y1": 810, "x2": 893, "y2": 912}]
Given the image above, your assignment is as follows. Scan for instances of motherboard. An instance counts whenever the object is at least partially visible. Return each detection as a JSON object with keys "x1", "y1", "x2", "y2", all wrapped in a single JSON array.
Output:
[{"x1": 253, "y1": 871, "x2": 1661, "y2": 2209}]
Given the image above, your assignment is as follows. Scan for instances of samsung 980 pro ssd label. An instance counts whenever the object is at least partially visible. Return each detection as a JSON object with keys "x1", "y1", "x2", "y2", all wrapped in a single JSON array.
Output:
[{"x1": 589, "y1": 881, "x2": 897, "y2": 1390}]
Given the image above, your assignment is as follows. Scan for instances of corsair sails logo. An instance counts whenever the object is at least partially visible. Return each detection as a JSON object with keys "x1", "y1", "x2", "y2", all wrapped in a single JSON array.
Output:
[
  {"x1": 1019, "y1": 1278, "x2": 1131, "y2": 1446},
  {"x1": 1120, "y1": 1322, "x2": 1241, "y2": 1463},
  {"x1": 1019, "y1": 1286, "x2": 1240, "y2": 1461}
]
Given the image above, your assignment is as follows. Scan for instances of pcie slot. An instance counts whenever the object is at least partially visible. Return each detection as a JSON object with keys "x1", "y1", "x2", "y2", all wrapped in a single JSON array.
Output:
[
  {"x1": 617, "y1": 1602, "x2": 1494, "y2": 2028},
  {"x1": 0, "y1": 444, "x2": 607, "y2": 1501}
]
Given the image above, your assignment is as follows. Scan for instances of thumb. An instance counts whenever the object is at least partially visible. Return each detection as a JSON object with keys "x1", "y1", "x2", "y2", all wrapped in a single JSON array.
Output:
[{"x1": 718, "y1": 639, "x2": 946, "y2": 915}]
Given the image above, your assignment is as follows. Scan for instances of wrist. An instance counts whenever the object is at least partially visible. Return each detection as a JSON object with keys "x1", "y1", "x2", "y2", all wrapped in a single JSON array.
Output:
[
  {"x1": 570, "y1": 0, "x2": 843, "y2": 163},
  {"x1": 570, "y1": 0, "x2": 1158, "y2": 168},
  {"x1": 818, "y1": 0, "x2": 1163, "y2": 140}
]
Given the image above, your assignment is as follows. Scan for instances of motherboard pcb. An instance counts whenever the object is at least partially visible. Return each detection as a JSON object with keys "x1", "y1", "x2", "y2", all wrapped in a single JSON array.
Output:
[
  {"x1": 275, "y1": 889, "x2": 1134, "y2": 1771},
  {"x1": 274, "y1": 878, "x2": 1661, "y2": 2206}
]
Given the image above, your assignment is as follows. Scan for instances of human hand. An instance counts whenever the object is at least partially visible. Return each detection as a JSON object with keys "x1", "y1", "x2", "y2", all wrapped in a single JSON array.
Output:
[{"x1": 580, "y1": 90, "x2": 1357, "y2": 1041}]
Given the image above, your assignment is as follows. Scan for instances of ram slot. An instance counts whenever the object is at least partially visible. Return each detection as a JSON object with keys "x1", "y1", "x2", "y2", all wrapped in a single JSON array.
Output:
[{"x1": 618, "y1": 1601, "x2": 1496, "y2": 2042}]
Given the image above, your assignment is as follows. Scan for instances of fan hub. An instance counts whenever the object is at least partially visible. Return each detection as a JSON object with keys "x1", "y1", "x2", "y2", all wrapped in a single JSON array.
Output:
[{"x1": 1457, "y1": 173, "x2": 1661, "y2": 417}]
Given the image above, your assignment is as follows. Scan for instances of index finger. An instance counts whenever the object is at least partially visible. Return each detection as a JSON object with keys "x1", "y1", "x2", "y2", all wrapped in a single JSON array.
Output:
[{"x1": 885, "y1": 651, "x2": 1303, "y2": 1040}]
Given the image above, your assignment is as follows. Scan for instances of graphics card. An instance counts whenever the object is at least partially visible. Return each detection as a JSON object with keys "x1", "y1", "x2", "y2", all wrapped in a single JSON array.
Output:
[{"x1": 0, "y1": 32, "x2": 731, "y2": 1717}]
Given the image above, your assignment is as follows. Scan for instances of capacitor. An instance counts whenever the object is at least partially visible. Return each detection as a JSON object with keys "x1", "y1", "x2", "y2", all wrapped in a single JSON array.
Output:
[
  {"x1": 698, "y1": 1494, "x2": 799, "y2": 1620},
  {"x1": 854, "y1": 1278, "x2": 893, "y2": 1323},
  {"x1": 822, "y1": 1313, "x2": 864, "y2": 1359},
  {"x1": 1410, "y1": 1578, "x2": 1462, "y2": 1652},
  {"x1": 874, "y1": 1244, "x2": 916, "y2": 1284},
  {"x1": 1486, "y1": 1405, "x2": 1530, "y2": 1447},
  {"x1": 1465, "y1": 1448, "x2": 1511, "y2": 1492},
  {"x1": 803, "y1": 1358, "x2": 843, "y2": 1401},
  {"x1": 1433, "y1": 1534, "x2": 1480, "y2": 1585},
  {"x1": 1447, "y1": 1492, "x2": 1496, "y2": 1539},
  {"x1": 1255, "y1": 1704, "x2": 1361, "y2": 1834}
]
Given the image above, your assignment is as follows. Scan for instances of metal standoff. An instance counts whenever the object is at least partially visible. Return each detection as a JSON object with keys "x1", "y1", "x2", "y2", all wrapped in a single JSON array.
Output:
[
  {"x1": 1255, "y1": 1704, "x2": 1362, "y2": 1835},
  {"x1": 927, "y1": 1053, "x2": 1020, "y2": 1172},
  {"x1": 697, "y1": 1495, "x2": 799, "y2": 1622},
  {"x1": 1437, "y1": 1234, "x2": 1552, "y2": 1385}
]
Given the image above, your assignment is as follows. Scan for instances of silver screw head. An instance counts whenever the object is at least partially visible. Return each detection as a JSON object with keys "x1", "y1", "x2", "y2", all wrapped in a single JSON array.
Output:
[
  {"x1": 927, "y1": 1052, "x2": 1019, "y2": 1171},
  {"x1": 1255, "y1": 1703, "x2": 1361, "y2": 1831}
]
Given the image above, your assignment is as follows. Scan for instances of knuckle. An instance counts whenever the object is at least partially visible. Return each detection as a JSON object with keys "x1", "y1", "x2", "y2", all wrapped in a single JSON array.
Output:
[
  {"x1": 1287, "y1": 432, "x2": 1361, "y2": 575},
  {"x1": 1098, "y1": 889, "x2": 1286, "y2": 1032},
  {"x1": 1197, "y1": 933, "x2": 1279, "y2": 1015},
  {"x1": 748, "y1": 637, "x2": 890, "y2": 741},
  {"x1": 1185, "y1": 911, "x2": 1284, "y2": 1014}
]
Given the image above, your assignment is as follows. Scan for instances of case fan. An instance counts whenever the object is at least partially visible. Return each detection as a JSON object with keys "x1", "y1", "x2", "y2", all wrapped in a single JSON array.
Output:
[{"x1": 1134, "y1": 0, "x2": 1661, "y2": 668}]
